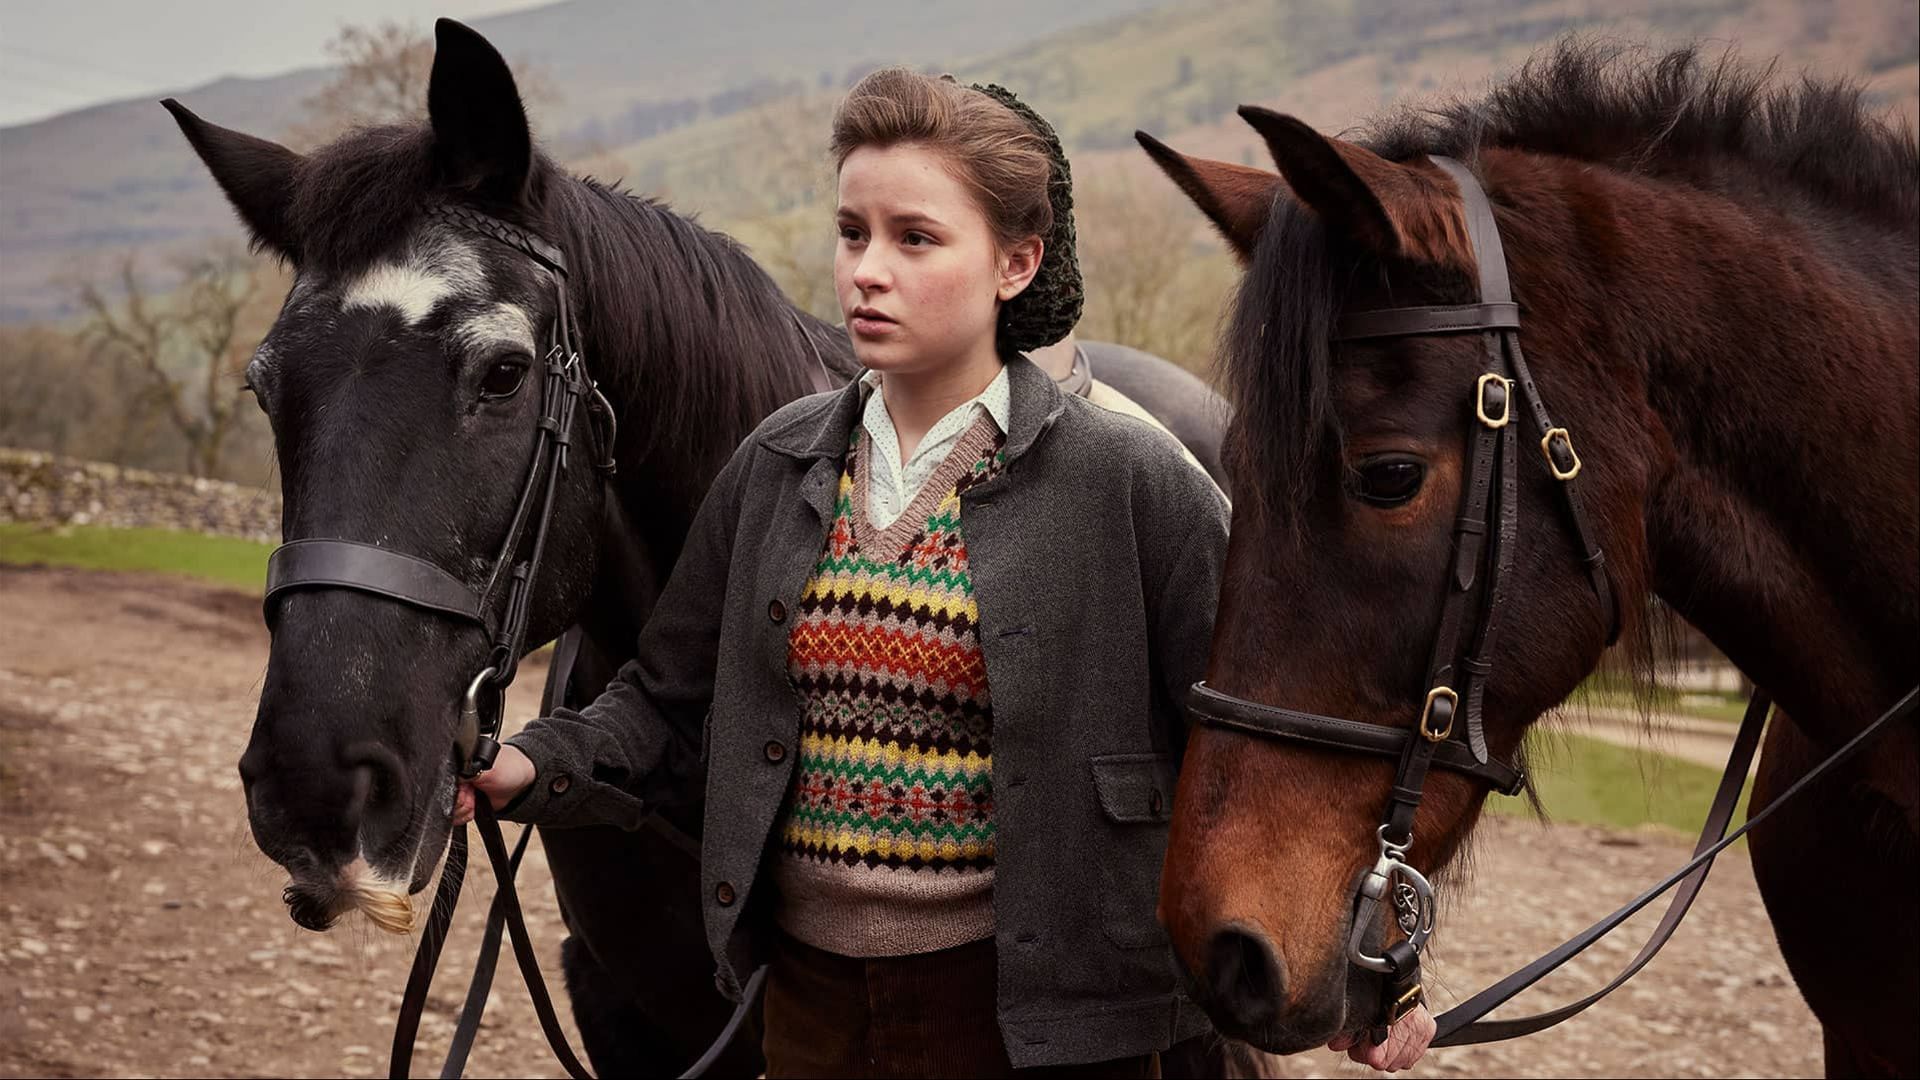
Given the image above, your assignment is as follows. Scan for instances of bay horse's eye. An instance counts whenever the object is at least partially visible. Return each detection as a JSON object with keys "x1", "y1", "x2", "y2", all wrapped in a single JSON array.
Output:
[
  {"x1": 479, "y1": 358, "x2": 530, "y2": 400},
  {"x1": 1352, "y1": 456, "x2": 1426, "y2": 507}
]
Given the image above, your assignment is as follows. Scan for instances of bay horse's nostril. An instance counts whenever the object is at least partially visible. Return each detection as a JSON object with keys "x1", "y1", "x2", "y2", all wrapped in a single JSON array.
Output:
[
  {"x1": 1206, "y1": 924, "x2": 1286, "y2": 1033},
  {"x1": 342, "y1": 742, "x2": 410, "y2": 853}
]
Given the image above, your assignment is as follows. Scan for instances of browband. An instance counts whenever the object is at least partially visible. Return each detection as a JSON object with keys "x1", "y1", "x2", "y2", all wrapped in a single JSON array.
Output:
[{"x1": 1335, "y1": 302, "x2": 1520, "y2": 341}]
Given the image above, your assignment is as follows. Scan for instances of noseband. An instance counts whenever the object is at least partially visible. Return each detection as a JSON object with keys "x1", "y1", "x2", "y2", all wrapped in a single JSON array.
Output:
[{"x1": 1186, "y1": 156, "x2": 1920, "y2": 1048}]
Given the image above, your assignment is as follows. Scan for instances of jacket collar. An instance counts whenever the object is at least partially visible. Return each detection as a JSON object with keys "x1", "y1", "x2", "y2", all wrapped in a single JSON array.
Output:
[{"x1": 761, "y1": 353, "x2": 1066, "y2": 464}]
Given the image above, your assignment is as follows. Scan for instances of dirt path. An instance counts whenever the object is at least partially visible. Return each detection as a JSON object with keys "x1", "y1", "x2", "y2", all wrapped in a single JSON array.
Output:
[
  {"x1": 1566, "y1": 706, "x2": 1755, "y2": 773},
  {"x1": 0, "y1": 566, "x2": 1823, "y2": 1078}
]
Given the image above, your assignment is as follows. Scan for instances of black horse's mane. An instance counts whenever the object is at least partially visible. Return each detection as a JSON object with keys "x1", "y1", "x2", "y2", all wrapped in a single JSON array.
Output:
[{"x1": 280, "y1": 122, "x2": 856, "y2": 469}]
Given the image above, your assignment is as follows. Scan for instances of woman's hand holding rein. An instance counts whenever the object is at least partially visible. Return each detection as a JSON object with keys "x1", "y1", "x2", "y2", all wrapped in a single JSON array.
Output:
[{"x1": 452, "y1": 743, "x2": 536, "y2": 825}]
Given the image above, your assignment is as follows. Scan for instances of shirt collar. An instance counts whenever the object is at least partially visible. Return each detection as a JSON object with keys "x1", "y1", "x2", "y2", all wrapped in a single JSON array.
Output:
[{"x1": 861, "y1": 364, "x2": 1012, "y2": 436}]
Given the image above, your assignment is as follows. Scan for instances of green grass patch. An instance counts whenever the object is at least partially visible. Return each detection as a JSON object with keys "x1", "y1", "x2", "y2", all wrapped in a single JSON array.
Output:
[
  {"x1": 1491, "y1": 732, "x2": 1750, "y2": 838},
  {"x1": 0, "y1": 523, "x2": 270, "y2": 593}
]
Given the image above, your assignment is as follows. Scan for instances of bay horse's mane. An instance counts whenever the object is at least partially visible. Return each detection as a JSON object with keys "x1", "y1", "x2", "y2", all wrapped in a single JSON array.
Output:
[
  {"x1": 1367, "y1": 40, "x2": 1919, "y2": 229},
  {"x1": 1220, "y1": 40, "x2": 1918, "y2": 531},
  {"x1": 276, "y1": 122, "x2": 856, "y2": 469}
]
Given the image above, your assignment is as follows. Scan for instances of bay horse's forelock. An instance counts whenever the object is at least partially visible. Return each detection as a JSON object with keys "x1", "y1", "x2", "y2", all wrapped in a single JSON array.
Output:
[{"x1": 1157, "y1": 45, "x2": 1917, "y2": 1071}]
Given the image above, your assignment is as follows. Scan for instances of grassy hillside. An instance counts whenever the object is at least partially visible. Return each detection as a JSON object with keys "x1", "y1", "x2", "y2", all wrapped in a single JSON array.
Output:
[{"x1": 606, "y1": 0, "x2": 1917, "y2": 226}]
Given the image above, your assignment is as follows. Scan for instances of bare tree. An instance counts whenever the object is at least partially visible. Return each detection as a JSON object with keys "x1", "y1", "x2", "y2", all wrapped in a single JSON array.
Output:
[
  {"x1": 1073, "y1": 169, "x2": 1236, "y2": 378},
  {"x1": 288, "y1": 21, "x2": 559, "y2": 149},
  {"x1": 72, "y1": 248, "x2": 283, "y2": 478},
  {"x1": 724, "y1": 93, "x2": 840, "y2": 319}
]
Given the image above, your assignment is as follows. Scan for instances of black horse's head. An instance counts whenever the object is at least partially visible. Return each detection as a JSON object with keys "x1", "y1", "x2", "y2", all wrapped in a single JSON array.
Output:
[{"x1": 169, "y1": 21, "x2": 608, "y2": 931}]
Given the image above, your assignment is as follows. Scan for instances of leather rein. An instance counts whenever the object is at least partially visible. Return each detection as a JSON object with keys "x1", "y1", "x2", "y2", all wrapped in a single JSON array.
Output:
[{"x1": 1187, "y1": 155, "x2": 1920, "y2": 1047}]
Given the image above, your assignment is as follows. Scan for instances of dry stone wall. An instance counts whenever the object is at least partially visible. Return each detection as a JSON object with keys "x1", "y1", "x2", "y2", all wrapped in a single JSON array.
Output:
[{"x1": 0, "y1": 449, "x2": 280, "y2": 542}]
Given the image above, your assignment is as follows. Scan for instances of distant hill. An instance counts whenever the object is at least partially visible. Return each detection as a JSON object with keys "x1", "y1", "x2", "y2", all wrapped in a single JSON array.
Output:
[
  {"x1": 2, "y1": 0, "x2": 1912, "y2": 324},
  {"x1": 0, "y1": 0, "x2": 1165, "y2": 322}
]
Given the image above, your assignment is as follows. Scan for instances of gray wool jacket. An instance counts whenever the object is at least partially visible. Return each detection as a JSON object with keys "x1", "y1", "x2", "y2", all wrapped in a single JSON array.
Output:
[{"x1": 504, "y1": 354, "x2": 1228, "y2": 1067}]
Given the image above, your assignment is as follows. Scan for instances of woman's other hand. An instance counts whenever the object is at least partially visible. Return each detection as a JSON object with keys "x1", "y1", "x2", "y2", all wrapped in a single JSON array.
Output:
[
  {"x1": 1326, "y1": 1004, "x2": 1437, "y2": 1073},
  {"x1": 452, "y1": 743, "x2": 536, "y2": 825}
]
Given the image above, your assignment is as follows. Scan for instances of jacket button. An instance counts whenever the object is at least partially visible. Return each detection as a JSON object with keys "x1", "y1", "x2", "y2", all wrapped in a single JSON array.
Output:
[
  {"x1": 768, "y1": 599, "x2": 787, "y2": 623},
  {"x1": 764, "y1": 740, "x2": 786, "y2": 763},
  {"x1": 1148, "y1": 788, "x2": 1163, "y2": 815},
  {"x1": 549, "y1": 774, "x2": 572, "y2": 795},
  {"x1": 715, "y1": 881, "x2": 737, "y2": 907}
]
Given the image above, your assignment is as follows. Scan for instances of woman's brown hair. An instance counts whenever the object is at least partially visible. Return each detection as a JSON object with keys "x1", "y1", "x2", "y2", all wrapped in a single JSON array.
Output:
[{"x1": 829, "y1": 67, "x2": 1054, "y2": 251}]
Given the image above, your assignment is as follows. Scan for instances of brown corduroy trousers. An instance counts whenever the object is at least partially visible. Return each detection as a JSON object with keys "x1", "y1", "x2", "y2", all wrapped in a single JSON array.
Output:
[{"x1": 762, "y1": 930, "x2": 1161, "y2": 1079}]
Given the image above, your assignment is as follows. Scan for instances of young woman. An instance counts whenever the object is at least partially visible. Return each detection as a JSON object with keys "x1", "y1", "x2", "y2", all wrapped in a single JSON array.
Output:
[{"x1": 458, "y1": 68, "x2": 1433, "y2": 1077}]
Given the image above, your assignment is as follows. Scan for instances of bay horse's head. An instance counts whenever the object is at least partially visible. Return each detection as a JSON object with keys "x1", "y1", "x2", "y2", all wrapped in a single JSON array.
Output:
[
  {"x1": 168, "y1": 21, "x2": 611, "y2": 931},
  {"x1": 1138, "y1": 110, "x2": 1651, "y2": 1049}
]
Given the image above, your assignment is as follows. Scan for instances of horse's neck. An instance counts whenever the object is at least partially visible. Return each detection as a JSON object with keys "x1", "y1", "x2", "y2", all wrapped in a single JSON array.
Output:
[
  {"x1": 576, "y1": 283, "x2": 846, "y2": 665},
  {"x1": 577, "y1": 487, "x2": 657, "y2": 659},
  {"x1": 1560, "y1": 159, "x2": 1920, "y2": 739}
]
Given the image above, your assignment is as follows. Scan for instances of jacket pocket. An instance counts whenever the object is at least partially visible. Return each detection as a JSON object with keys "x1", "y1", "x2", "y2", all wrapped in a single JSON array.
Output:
[{"x1": 1090, "y1": 752, "x2": 1176, "y2": 949}]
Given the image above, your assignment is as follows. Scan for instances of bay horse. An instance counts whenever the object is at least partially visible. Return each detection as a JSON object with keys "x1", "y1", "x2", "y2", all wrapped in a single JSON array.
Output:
[
  {"x1": 1138, "y1": 42, "x2": 1917, "y2": 1076},
  {"x1": 165, "y1": 19, "x2": 1235, "y2": 1077}
]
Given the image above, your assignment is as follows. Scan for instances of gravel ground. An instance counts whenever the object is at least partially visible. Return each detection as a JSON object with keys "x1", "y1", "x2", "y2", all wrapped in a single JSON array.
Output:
[{"x1": 0, "y1": 566, "x2": 1823, "y2": 1078}]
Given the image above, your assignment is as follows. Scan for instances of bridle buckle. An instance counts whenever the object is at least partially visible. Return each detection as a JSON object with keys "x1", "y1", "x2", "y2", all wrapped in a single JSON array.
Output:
[
  {"x1": 1388, "y1": 981, "x2": 1426, "y2": 1024},
  {"x1": 1419, "y1": 686, "x2": 1458, "y2": 742},
  {"x1": 1475, "y1": 373, "x2": 1511, "y2": 429},
  {"x1": 1541, "y1": 427, "x2": 1582, "y2": 480}
]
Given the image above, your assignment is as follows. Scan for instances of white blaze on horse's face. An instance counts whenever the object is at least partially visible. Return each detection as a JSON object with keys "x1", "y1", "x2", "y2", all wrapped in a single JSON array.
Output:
[
  {"x1": 454, "y1": 301, "x2": 538, "y2": 357},
  {"x1": 339, "y1": 229, "x2": 489, "y2": 326}
]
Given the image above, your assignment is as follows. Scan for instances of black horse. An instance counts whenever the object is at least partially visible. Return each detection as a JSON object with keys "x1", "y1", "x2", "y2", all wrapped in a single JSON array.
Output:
[{"x1": 167, "y1": 20, "x2": 1234, "y2": 1076}]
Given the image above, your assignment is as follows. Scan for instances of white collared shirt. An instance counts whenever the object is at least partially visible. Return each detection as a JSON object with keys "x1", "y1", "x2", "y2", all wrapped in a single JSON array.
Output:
[{"x1": 859, "y1": 366, "x2": 1011, "y2": 530}]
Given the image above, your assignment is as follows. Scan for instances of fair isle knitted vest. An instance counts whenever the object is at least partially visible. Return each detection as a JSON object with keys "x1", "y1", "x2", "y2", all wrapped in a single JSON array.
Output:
[{"x1": 773, "y1": 412, "x2": 1006, "y2": 957}]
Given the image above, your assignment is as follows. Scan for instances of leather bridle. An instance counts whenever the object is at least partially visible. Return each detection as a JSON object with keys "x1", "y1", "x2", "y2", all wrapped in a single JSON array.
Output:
[
  {"x1": 265, "y1": 202, "x2": 618, "y2": 764},
  {"x1": 1187, "y1": 156, "x2": 1919, "y2": 1048}
]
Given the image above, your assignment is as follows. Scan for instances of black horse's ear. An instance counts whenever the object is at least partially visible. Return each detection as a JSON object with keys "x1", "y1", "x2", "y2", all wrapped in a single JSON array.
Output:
[
  {"x1": 163, "y1": 98, "x2": 303, "y2": 259},
  {"x1": 1237, "y1": 106, "x2": 1399, "y2": 256},
  {"x1": 428, "y1": 18, "x2": 532, "y2": 206},
  {"x1": 1135, "y1": 130, "x2": 1282, "y2": 264}
]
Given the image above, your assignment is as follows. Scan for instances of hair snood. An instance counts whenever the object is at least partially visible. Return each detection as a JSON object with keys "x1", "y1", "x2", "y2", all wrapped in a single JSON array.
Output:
[{"x1": 966, "y1": 81, "x2": 1082, "y2": 353}]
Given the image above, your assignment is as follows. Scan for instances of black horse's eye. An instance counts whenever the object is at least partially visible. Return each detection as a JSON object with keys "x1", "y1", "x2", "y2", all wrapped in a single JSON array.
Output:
[
  {"x1": 1352, "y1": 456, "x2": 1426, "y2": 507},
  {"x1": 479, "y1": 358, "x2": 530, "y2": 400}
]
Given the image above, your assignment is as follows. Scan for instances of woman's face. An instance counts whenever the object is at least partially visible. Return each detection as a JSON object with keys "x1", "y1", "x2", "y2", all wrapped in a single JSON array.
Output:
[{"x1": 834, "y1": 142, "x2": 1038, "y2": 375}]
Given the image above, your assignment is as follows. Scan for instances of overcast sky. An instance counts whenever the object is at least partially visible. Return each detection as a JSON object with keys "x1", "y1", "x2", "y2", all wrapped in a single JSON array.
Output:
[{"x1": 0, "y1": 0, "x2": 551, "y2": 127}]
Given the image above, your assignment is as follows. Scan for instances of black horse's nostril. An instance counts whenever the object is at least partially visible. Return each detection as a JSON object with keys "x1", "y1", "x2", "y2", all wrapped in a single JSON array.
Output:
[
  {"x1": 342, "y1": 741, "x2": 411, "y2": 855},
  {"x1": 237, "y1": 742, "x2": 269, "y2": 793},
  {"x1": 1206, "y1": 925, "x2": 1286, "y2": 1032}
]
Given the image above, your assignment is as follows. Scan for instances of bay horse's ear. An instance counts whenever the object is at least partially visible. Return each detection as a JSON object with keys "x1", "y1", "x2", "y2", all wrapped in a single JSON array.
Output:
[
  {"x1": 162, "y1": 99, "x2": 303, "y2": 260},
  {"x1": 1237, "y1": 106, "x2": 1402, "y2": 256},
  {"x1": 428, "y1": 18, "x2": 532, "y2": 206},
  {"x1": 1134, "y1": 130, "x2": 1280, "y2": 263}
]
